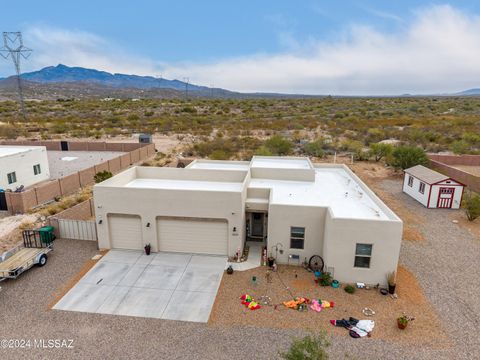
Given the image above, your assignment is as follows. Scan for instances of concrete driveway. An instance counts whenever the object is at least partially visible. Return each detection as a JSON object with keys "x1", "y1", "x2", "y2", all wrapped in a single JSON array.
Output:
[{"x1": 53, "y1": 250, "x2": 226, "y2": 323}]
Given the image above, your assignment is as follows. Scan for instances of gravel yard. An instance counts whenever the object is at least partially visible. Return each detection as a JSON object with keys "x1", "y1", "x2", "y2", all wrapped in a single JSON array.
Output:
[
  {"x1": 380, "y1": 179, "x2": 480, "y2": 360},
  {"x1": 210, "y1": 264, "x2": 449, "y2": 348},
  {"x1": 47, "y1": 151, "x2": 124, "y2": 179},
  {"x1": 0, "y1": 175, "x2": 478, "y2": 359}
]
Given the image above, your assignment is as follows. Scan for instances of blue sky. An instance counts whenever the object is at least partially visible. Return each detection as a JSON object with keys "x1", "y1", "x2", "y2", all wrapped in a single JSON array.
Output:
[{"x1": 2, "y1": 1, "x2": 480, "y2": 94}]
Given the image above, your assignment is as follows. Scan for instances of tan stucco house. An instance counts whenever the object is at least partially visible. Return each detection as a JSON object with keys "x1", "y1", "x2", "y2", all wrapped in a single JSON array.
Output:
[{"x1": 94, "y1": 156, "x2": 403, "y2": 285}]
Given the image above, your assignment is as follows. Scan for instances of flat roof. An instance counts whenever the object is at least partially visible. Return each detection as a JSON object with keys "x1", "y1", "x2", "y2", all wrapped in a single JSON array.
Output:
[
  {"x1": 125, "y1": 178, "x2": 244, "y2": 192},
  {"x1": 249, "y1": 167, "x2": 389, "y2": 220},
  {"x1": 251, "y1": 157, "x2": 311, "y2": 169},
  {"x1": 189, "y1": 161, "x2": 250, "y2": 171},
  {"x1": 0, "y1": 145, "x2": 45, "y2": 158}
]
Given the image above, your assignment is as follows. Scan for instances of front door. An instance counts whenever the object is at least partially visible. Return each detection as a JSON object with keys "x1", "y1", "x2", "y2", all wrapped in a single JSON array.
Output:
[
  {"x1": 437, "y1": 187, "x2": 454, "y2": 208},
  {"x1": 251, "y1": 213, "x2": 264, "y2": 238}
]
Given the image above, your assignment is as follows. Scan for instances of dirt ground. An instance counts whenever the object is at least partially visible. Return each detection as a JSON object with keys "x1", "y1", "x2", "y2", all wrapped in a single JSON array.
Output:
[
  {"x1": 0, "y1": 213, "x2": 39, "y2": 253},
  {"x1": 349, "y1": 161, "x2": 426, "y2": 241},
  {"x1": 209, "y1": 265, "x2": 449, "y2": 348}
]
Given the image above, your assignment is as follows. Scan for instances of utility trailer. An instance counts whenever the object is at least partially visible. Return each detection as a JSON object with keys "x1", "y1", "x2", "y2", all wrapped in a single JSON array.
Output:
[{"x1": 0, "y1": 227, "x2": 55, "y2": 282}]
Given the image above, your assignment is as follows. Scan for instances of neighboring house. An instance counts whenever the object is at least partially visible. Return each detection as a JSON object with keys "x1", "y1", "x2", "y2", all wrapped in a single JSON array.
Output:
[
  {"x1": 94, "y1": 156, "x2": 403, "y2": 285},
  {"x1": 403, "y1": 165, "x2": 465, "y2": 209},
  {"x1": 0, "y1": 146, "x2": 50, "y2": 191}
]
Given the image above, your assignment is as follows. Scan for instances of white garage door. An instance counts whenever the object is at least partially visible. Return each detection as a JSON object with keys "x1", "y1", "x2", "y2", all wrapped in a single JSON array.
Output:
[
  {"x1": 157, "y1": 218, "x2": 228, "y2": 255},
  {"x1": 108, "y1": 214, "x2": 142, "y2": 250}
]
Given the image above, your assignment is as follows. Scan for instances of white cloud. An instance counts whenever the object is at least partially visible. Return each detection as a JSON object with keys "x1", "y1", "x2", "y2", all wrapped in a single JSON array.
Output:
[
  {"x1": 2, "y1": 5, "x2": 480, "y2": 95},
  {"x1": 1, "y1": 25, "x2": 159, "y2": 77},
  {"x1": 162, "y1": 5, "x2": 480, "y2": 95}
]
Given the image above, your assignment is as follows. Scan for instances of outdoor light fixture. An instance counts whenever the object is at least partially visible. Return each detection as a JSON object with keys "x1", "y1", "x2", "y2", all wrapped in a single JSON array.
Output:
[
  {"x1": 98, "y1": 219, "x2": 103, "y2": 225},
  {"x1": 233, "y1": 227, "x2": 237, "y2": 232},
  {"x1": 146, "y1": 222, "x2": 151, "y2": 227}
]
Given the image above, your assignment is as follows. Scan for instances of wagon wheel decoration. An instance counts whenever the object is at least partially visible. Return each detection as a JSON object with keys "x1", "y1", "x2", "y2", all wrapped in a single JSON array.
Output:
[{"x1": 308, "y1": 255, "x2": 324, "y2": 272}]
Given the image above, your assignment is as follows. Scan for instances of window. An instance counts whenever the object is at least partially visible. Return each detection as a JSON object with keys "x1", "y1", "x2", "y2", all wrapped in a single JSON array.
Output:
[
  {"x1": 7, "y1": 172, "x2": 17, "y2": 184},
  {"x1": 290, "y1": 227, "x2": 305, "y2": 249},
  {"x1": 33, "y1": 164, "x2": 41, "y2": 175},
  {"x1": 408, "y1": 175, "x2": 413, "y2": 187},
  {"x1": 419, "y1": 182, "x2": 426, "y2": 194},
  {"x1": 354, "y1": 243, "x2": 372, "y2": 268}
]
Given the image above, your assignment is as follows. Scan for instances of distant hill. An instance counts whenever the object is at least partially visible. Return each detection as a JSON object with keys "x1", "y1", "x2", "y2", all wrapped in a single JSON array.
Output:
[
  {"x1": 455, "y1": 88, "x2": 480, "y2": 96},
  {"x1": 7, "y1": 64, "x2": 212, "y2": 92}
]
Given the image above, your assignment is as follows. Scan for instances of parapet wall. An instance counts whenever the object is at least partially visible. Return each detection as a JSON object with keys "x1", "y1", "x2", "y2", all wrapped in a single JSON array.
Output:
[{"x1": 2, "y1": 141, "x2": 155, "y2": 214}]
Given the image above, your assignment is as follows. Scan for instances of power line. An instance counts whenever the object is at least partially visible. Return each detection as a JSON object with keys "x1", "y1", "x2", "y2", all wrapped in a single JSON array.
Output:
[
  {"x1": 0, "y1": 32, "x2": 32, "y2": 120},
  {"x1": 183, "y1": 77, "x2": 189, "y2": 101}
]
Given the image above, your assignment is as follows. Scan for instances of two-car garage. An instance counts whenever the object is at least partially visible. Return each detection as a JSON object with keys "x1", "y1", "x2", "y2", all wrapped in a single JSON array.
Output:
[{"x1": 107, "y1": 214, "x2": 228, "y2": 255}]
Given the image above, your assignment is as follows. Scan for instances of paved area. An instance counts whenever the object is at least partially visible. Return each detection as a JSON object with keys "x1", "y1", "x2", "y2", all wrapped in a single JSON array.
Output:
[
  {"x1": 54, "y1": 250, "x2": 226, "y2": 323},
  {"x1": 47, "y1": 151, "x2": 124, "y2": 179},
  {"x1": 228, "y1": 241, "x2": 263, "y2": 271}
]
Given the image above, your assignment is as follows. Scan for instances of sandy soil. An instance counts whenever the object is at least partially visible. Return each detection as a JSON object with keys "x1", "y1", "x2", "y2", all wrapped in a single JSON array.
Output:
[
  {"x1": 0, "y1": 213, "x2": 39, "y2": 253},
  {"x1": 451, "y1": 165, "x2": 480, "y2": 177},
  {"x1": 209, "y1": 265, "x2": 449, "y2": 348}
]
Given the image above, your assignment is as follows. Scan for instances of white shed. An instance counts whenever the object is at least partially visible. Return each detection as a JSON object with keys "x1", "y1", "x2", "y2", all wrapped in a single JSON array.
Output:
[{"x1": 403, "y1": 165, "x2": 465, "y2": 209}]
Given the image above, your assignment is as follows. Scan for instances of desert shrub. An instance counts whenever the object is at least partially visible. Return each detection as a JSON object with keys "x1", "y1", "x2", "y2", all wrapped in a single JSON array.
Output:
[
  {"x1": 304, "y1": 139, "x2": 325, "y2": 158},
  {"x1": 209, "y1": 149, "x2": 230, "y2": 160},
  {"x1": 450, "y1": 140, "x2": 471, "y2": 155},
  {"x1": 0, "y1": 124, "x2": 18, "y2": 139},
  {"x1": 369, "y1": 143, "x2": 393, "y2": 162},
  {"x1": 280, "y1": 332, "x2": 330, "y2": 360},
  {"x1": 462, "y1": 190, "x2": 480, "y2": 221},
  {"x1": 344, "y1": 284, "x2": 356, "y2": 294},
  {"x1": 263, "y1": 135, "x2": 292, "y2": 155},
  {"x1": 94, "y1": 170, "x2": 113, "y2": 183},
  {"x1": 388, "y1": 146, "x2": 428, "y2": 169},
  {"x1": 255, "y1": 146, "x2": 273, "y2": 156}
]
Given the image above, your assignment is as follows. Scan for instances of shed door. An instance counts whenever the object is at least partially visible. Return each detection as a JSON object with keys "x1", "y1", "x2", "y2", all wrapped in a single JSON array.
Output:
[
  {"x1": 437, "y1": 187, "x2": 454, "y2": 208},
  {"x1": 108, "y1": 214, "x2": 142, "y2": 249},
  {"x1": 157, "y1": 218, "x2": 228, "y2": 255}
]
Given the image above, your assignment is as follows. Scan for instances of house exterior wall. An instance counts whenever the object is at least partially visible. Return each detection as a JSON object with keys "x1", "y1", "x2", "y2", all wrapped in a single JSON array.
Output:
[
  {"x1": 94, "y1": 161, "x2": 403, "y2": 286},
  {"x1": 323, "y1": 208, "x2": 403, "y2": 286},
  {"x1": 0, "y1": 147, "x2": 50, "y2": 191},
  {"x1": 266, "y1": 204, "x2": 326, "y2": 265},
  {"x1": 94, "y1": 181, "x2": 244, "y2": 256},
  {"x1": 402, "y1": 174, "x2": 430, "y2": 207}
]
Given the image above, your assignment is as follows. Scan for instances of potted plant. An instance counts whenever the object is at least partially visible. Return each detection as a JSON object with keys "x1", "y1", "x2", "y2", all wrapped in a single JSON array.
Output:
[
  {"x1": 387, "y1": 271, "x2": 397, "y2": 294},
  {"x1": 319, "y1": 272, "x2": 333, "y2": 287},
  {"x1": 397, "y1": 314, "x2": 415, "y2": 329},
  {"x1": 267, "y1": 254, "x2": 275, "y2": 267},
  {"x1": 144, "y1": 243, "x2": 151, "y2": 255}
]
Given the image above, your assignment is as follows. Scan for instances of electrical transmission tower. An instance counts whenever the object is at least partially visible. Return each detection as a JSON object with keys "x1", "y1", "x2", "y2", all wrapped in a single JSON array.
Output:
[
  {"x1": 183, "y1": 77, "x2": 189, "y2": 101},
  {"x1": 0, "y1": 32, "x2": 32, "y2": 119}
]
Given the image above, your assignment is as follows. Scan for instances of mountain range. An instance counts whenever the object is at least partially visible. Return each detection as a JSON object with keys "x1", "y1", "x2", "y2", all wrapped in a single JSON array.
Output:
[{"x1": 0, "y1": 64, "x2": 479, "y2": 99}]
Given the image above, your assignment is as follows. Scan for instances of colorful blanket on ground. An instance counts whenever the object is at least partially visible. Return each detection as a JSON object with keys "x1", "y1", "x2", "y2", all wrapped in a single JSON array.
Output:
[
  {"x1": 283, "y1": 297, "x2": 310, "y2": 310},
  {"x1": 310, "y1": 299, "x2": 335, "y2": 312},
  {"x1": 240, "y1": 294, "x2": 261, "y2": 310}
]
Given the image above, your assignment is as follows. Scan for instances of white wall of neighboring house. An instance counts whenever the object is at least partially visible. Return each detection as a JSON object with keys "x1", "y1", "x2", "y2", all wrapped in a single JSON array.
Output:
[
  {"x1": 0, "y1": 146, "x2": 50, "y2": 191},
  {"x1": 402, "y1": 174, "x2": 430, "y2": 207}
]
